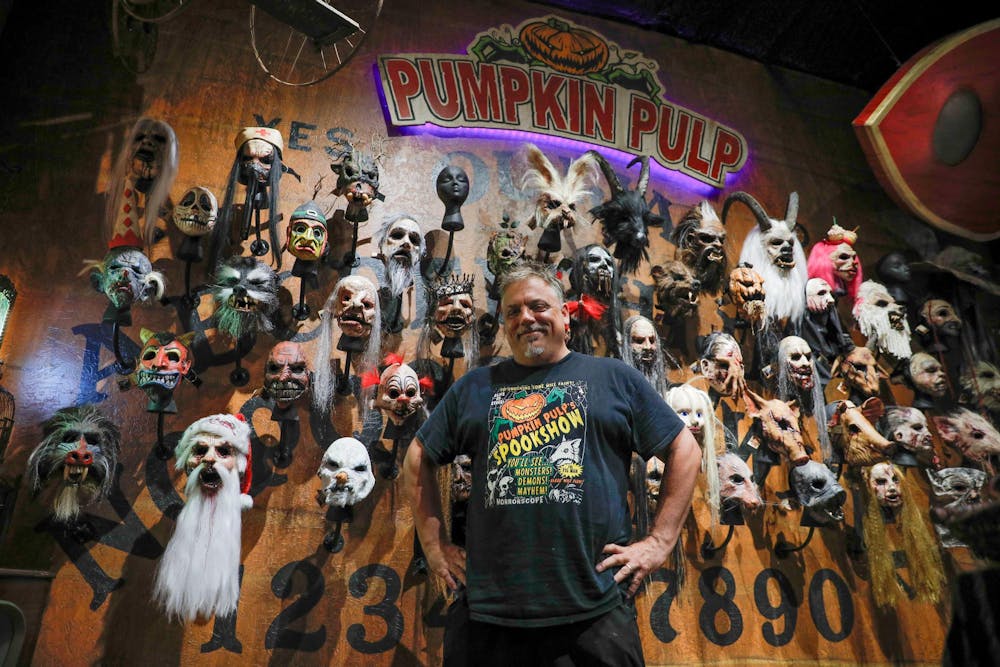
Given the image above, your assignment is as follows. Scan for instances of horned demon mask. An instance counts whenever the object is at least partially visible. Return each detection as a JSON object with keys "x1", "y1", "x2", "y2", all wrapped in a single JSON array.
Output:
[
  {"x1": 133, "y1": 329, "x2": 196, "y2": 412},
  {"x1": 27, "y1": 405, "x2": 121, "y2": 523}
]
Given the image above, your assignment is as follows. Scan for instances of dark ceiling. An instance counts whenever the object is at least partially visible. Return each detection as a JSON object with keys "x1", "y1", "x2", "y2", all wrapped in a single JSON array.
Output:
[{"x1": 534, "y1": 1, "x2": 997, "y2": 92}]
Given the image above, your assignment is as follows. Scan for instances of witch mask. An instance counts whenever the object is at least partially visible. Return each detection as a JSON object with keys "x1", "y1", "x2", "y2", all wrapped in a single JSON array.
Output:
[
  {"x1": 317, "y1": 437, "x2": 376, "y2": 508},
  {"x1": 211, "y1": 256, "x2": 279, "y2": 339},
  {"x1": 265, "y1": 342, "x2": 309, "y2": 407},
  {"x1": 285, "y1": 201, "x2": 328, "y2": 262},
  {"x1": 27, "y1": 405, "x2": 121, "y2": 523}
]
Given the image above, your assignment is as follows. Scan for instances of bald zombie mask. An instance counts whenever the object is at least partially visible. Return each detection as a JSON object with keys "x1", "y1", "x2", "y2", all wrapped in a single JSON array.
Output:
[
  {"x1": 89, "y1": 247, "x2": 165, "y2": 319},
  {"x1": 334, "y1": 275, "x2": 378, "y2": 339},
  {"x1": 153, "y1": 414, "x2": 252, "y2": 623},
  {"x1": 264, "y1": 342, "x2": 309, "y2": 408},
  {"x1": 908, "y1": 352, "x2": 949, "y2": 402}
]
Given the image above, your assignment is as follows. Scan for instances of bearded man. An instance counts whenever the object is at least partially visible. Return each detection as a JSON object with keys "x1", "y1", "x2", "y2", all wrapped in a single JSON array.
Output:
[{"x1": 153, "y1": 413, "x2": 253, "y2": 622}]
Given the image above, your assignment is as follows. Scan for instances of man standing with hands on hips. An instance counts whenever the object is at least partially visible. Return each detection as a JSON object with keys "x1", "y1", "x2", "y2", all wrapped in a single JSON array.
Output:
[{"x1": 403, "y1": 261, "x2": 700, "y2": 666}]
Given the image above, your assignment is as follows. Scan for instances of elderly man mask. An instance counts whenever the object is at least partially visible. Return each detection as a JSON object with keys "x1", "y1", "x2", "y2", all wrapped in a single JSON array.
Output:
[
  {"x1": 153, "y1": 414, "x2": 253, "y2": 622},
  {"x1": 853, "y1": 280, "x2": 912, "y2": 362}
]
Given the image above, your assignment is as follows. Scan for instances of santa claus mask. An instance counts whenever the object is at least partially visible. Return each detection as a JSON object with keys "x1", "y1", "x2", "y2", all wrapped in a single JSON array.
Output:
[
  {"x1": 173, "y1": 186, "x2": 218, "y2": 237},
  {"x1": 265, "y1": 342, "x2": 309, "y2": 407},
  {"x1": 806, "y1": 277, "x2": 835, "y2": 313},
  {"x1": 867, "y1": 461, "x2": 902, "y2": 509},
  {"x1": 451, "y1": 454, "x2": 472, "y2": 503},
  {"x1": 884, "y1": 406, "x2": 935, "y2": 458},
  {"x1": 135, "y1": 330, "x2": 194, "y2": 394},
  {"x1": 375, "y1": 361, "x2": 424, "y2": 425},
  {"x1": 780, "y1": 336, "x2": 814, "y2": 391},
  {"x1": 830, "y1": 242, "x2": 858, "y2": 283},
  {"x1": 240, "y1": 138, "x2": 275, "y2": 185},
  {"x1": 837, "y1": 346, "x2": 881, "y2": 398},
  {"x1": 628, "y1": 317, "x2": 658, "y2": 366},
  {"x1": 334, "y1": 276, "x2": 378, "y2": 338},
  {"x1": 920, "y1": 299, "x2": 962, "y2": 338},
  {"x1": 380, "y1": 217, "x2": 422, "y2": 268},
  {"x1": 433, "y1": 283, "x2": 475, "y2": 340},
  {"x1": 285, "y1": 203, "x2": 328, "y2": 262},
  {"x1": 317, "y1": 437, "x2": 376, "y2": 508},
  {"x1": 909, "y1": 353, "x2": 948, "y2": 398},
  {"x1": 699, "y1": 334, "x2": 745, "y2": 396},
  {"x1": 185, "y1": 433, "x2": 239, "y2": 496},
  {"x1": 728, "y1": 263, "x2": 766, "y2": 322}
]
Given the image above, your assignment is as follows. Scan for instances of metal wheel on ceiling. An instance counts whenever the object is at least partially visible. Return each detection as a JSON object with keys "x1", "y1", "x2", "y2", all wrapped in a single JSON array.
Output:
[
  {"x1": 249, "y1": 0, "x2": 384, "y2": 87},
  {"x1": 111, "y1": 0, "x2": 193, "y2": 74}
]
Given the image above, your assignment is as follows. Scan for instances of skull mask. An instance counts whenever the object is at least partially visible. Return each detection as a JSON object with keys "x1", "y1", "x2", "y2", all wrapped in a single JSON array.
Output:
[
  {"x1": 909, "y1": 353, "x2": 949, "y2": 398},
  {"x1": 375, "y1": 361, "x2": 424, "y2": 426},
  {"x1": 211, "y1": 256, "x2": 279, "y2": 339},
  {"x1": 451, "y1": 454, "x2": 472, "y2": 503},
  {"x1": 718, "y1": 452, "x2": 762, "y2": 512},
  {"x1": 728, "y1": 263, "x2": 766, "y2": 324},
  {"x1": 835, "y1": 346, "x2": 882, "y2": 399},
  {"x1": 651, "y1": 261, "x2": 701, "y2": 319},
  {"x1": 92, "y1": 247, "x2": 164, "y2": 311},
  {"x1": 779, "y1": 336, "x2": 814, "y2": 391},
  {"x1": 806, "y1": 277, "x2": 835, "y2": 314},
  {"x1": 884, "y1": 406, "x2": 935, "y2": 458},
  {"x1": 830, "y1": 242, "x2": 858, "y2": 283},
  {"x1": 789, "y1": 460, "x2": 847, "y2": 525},
  {"x1": 265, "y1": 342, "x2": 309, "y2": 407},
  {"x1": 173, "y1": 186, "x2": 218, "y2": 237},
  {"x1": 240, "y1": 138, "x2": 275, "y2": 185},
  {"x1": 867, "y1": 461, "x2": 902, "y2": 509},
  {"x1": 334, "y1": 276, "x2": 378, "y2": 339},
  {"x1": 317, "y1": 437, "x2": 375, "y2": 508},
  {"x1": 699, "y1": 333, "x2": 745, "y2": 397},
  {"x1": 920, "y1": 299, "x2": 962, "y2": 338}
]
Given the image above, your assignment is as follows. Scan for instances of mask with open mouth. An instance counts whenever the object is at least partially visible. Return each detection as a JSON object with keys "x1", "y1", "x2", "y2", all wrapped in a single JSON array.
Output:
[
  {"x1": 671, "y1": 200, "x2": 728, "y2": 294},
  {"x1": 27, "y1": 405, "x2": 121, "y2": 523},
  {"x1": 853, "y1": 280, "x2": 912, "y2": 361},
  {"x1": 334, "y1": 275, "x2": 379, "y2": 339},
  {"x1": 89, "y1": 247, "x2": 165, "y2": 313},
  {"x1": 210, "y1": 256, "x2": 279, "y2": 339},
  {"x1": 133, "y1": 329, "x2": 196, "y2": 412},
  {"x1": 374, "y1": 359, "x2": 425, "y2": 426},
  {"x1": 728, "y1": 262, "x2": 766, "y2": 325},
  {"x1": 264, "y1": 342, "x2": 309, "y2": 408},
  {"x1": 432, "y1": 274, "x2": 475, "y2": 340},
  {"x1": 651, "y1": 260, "x2": 701, "y2": 319},
  {"x1": 177, "y1": 413, "x2": 253, "y2": 507},
  {"x1": 317, "y1": 437, "x2": 375, "y2": 508},
  {"x1": 789, "y1": 460, "x2": 846, "y2": 525}
]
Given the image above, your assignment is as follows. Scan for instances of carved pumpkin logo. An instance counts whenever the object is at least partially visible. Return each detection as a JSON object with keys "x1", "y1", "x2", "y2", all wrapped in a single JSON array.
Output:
[
  {"x1": 501, "y1": 393, "x2": 545, "y2": 422},
  {"x1": 519, "y1": 18, "x2": 609, "y2": 75}
]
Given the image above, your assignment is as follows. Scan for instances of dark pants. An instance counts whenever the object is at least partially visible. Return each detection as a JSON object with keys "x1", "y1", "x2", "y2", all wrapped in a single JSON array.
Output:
[{"x1": 443, "y1": 595, "x2": 645, "y2": 667}]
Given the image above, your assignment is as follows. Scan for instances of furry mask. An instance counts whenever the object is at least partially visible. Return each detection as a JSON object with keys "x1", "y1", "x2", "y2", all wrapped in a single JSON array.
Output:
[
  {"x1": 586, "y1": 151, "x2": 666, "y2": 275},
  {"x1": 331, "y1": 138, "x2": 385, "y2": 223},
  {"x1": 743, "y1": 389, "x2": 808, "y2": 466},
  {"x1": 210, "y1": 256, "x2": 279, "y2": 339},
  {"x1": 88, "y1": 247, "x2": 165, "y2": 312},
  {"x1": 27, "y1": 405, "x2": 121, "y2": 523},
  {"x1": 671, "y1": 200, "x2": 728, "y2": 294},
  {"x1": 651, "y1": 261, "x2": 700, "y2": 319},
  {"x1": 852, "y1": 280, "x2": 911, "y2": 361},
  {"x1": 518, "y1": 144, "x2": 600, "y2": 249}
]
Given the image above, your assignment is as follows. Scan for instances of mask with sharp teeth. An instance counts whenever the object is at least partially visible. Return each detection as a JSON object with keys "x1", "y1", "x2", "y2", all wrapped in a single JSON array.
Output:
[
  {"x1": 317, "y1": 437, "x2": 375, "y2": 508},
  {"x1": 577, "y1": 244, "x2": 615, "y2": 299},
  {"x1": 26, "y1": 405, "x2": 121, "y2": 523},
  {"x1": 172, "y1": 186, "x2": 218, "y2": 237},
  {"x1": 651, "y1": 260, "x2": 701, "y2": 318},
  {"x1": 333, "y1": 275, "x2": 379, "y2": 339},
  {"x1": 671, "y1": 200, "x2": 728, "y2": 293},
  {"x1": 264, "y1": 342, "x2": 310, "y2": 408},
  {"x1": 789, "y1": 460, "x2": 846, "y2": 525},
  {"x1": 432, "y1": 274, "x2": 475, "y2": 340},
  {"x1": 211, "y1": 256, "x2": 279, "y2": 339},
  {"x1": 132, "y1": 329, "x2": 196, "y2": 412},
  {"x1": 90, "y1": 247, "x2": 165, "y2": 312}
]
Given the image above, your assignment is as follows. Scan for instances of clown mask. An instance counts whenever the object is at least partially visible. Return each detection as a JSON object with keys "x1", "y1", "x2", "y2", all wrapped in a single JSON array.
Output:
[
  {"x1": 334, "y1": 276, "x2": 378, "y2": 339},
  {"x1": 317, "y1": 437, "x2": 376, "y2": 508},
  {"x1": 265, "y1": 342, "x2": 309, "y2": 407},
  {"x1": 173, "y1": 186, "x2": 218, "y2": 237},
  {"x1": 375, "y1": 361, "x2": 424, "y2": 426}
]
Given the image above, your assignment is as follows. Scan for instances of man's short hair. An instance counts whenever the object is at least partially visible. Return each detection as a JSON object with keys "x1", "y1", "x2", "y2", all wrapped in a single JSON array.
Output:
[{"x1": 497, "y1": 261, "x2": 565, "y2": 304}]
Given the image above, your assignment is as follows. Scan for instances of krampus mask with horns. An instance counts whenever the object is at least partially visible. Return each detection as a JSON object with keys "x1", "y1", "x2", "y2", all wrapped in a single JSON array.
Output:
[
  {"x1": 585, "y1": 151, "x2": 666, "y2": 276},
  {"x1": 730, "y1": 191, "x2": 807, "y2": 326}
]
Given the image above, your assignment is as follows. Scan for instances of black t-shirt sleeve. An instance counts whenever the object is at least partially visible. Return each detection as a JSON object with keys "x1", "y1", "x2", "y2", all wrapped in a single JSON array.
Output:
[
  {"x1": 625, "y1": 367, "x2": 684, "y2": 460},
  {"x1": 414, "y1": 373, "x2": 466, "y2": 465}
]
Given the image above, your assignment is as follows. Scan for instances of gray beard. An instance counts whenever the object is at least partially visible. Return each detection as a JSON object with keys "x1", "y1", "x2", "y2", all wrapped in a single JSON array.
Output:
[
  {"x1": 855, "y1": 303, "x2": 912, "y2": 360},
  {"x1": 385, "y1": 257, "x2": 415, "y2": 298}
]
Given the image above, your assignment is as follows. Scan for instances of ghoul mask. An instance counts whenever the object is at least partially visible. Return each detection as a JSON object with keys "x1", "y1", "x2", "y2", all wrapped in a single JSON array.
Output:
[
  {"x1": 933, "y1": 409, "x2": 1000, "y2": 470},
  {"x1": 285, "y1": 201, "x2": 328, "y2": 262},
  {"x1": 698, "y1": 332, "x2": 745, "y2": 397},
  {"x1": 265, "y1": 342, "x2": 310, "y2": 408},
  {"x1": 377, "y1": 214, "x2": 424, "y2": 298},
  {"x1": 918, "y1": 298, "x2": 962, "y2": 339},
  {"x1": 432, "y1": 274, "x2": 476, "y2": 340},
  {"x1": 651, "y1": 260, "x2": 701, "y2": 319},
  {"x1": 806, "y1": 277, "x2": 835, "y2": 314},
  {"x1": 728, "y1": 263, "x2": 766, "y2": 326},
  {"x1": 210, "y1": 256, "x2": 279, "y2": 339},
  {"x1": 927, "y1": 466, "x2": 989, "y2": 547},
  {"x1": 89, "y1": 247, "x2": 165, "y2": 314},
  {"x1": 853, "y1": 280, "x2": 911, "y2": 361},
  {"x1": 575, "y1": 244, "x2": 615, "y2": 300},
  {"x1": 961, "y1": 361, "x2": 1000, "y2": 415},
  {"x1": 671, "y1": 200, "x2": 728, "y2": 294},
  {"x1": 883, "y1": 406, "x2": 936, "y2": 461},
  {"x1": 487, "y1": 225, "x2": 528, "y2": 284},
  {"x1": 26, "y1": 405, "x2": 121, "y2": 523},
  {"x1": 134, "y1": 329, "x2": 196, "y2": 412},
  {"x1": 317, "y1": 437, "x2": 376, "y2": 508},
  {"x1": 867, "y1": 461, "x2": 903, "y2": 509},
  {"x1": 908, "y1": 352, "x2": 949, "y2": 399},
  {"x1": 451, "y1": 454, "x2": 473, "y2": 503},
  {"x1": 834, "y1": 346, "x2": 883, "y2": 400},
  {"x1": 374, "y1": 359, "x2": 425, "y2": 426},
  {"x1": 333, "y1": 275, "x2": 379, "y2": 339},
  {"x1": 778, "y1": 336, "x2": 815, "y2": 392},
  {"x1": 789, "y1": 460, "x2": 846, "y2": 525},
  {"x1": 173, "y1": 186, "x2": 218, "y2": 238}
]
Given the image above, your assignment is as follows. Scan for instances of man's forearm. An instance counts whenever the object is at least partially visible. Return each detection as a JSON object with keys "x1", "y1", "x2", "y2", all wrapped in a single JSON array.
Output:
[{"x1": 402, "y1": 437, "x2": 448, "y2": 550}]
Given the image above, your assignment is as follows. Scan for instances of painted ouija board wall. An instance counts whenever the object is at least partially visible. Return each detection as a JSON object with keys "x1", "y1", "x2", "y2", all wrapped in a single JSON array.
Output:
[{"x1": 0, "y1": 0, "x2": 996, "y2": 665}]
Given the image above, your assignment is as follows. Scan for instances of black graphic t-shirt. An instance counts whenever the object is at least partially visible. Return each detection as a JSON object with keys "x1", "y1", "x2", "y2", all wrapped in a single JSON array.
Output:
[{"x1": 417, "y1": 352, "x2": 684, "y2": 627}]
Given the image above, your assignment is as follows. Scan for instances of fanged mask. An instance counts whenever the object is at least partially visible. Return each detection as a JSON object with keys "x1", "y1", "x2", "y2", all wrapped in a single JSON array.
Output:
[
  {"x1": 134, "y1": 329, "x2": 194, "y2": 396},
  {"x1": 265, "y1": 342, "x2": 309, "y2": 407},
  {"x1": 317, "y1": 437, "x2": 376, "y2": 508},
  {"x1": 789, "y1": 460, "x2": 846, "y2": 525},
  {"x1": 211, "y1": 256, "x2": 279, "y2": 339},
  {"x1": 651, "y1": 261, "x2": 701, "y2": 318},
  {"x1": 729, "y1": 263, "x2": 766, "y2": 324},
  {"x1": 672, "y1": 201, "x2": 728, "y2": 293},
  {"x1": 576, "y1": 245, "x2": 615, "y2": 300}
]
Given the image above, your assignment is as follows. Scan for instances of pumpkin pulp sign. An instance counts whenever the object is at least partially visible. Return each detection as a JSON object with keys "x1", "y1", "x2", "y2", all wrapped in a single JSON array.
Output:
[{"x1": 377, "y1": 15, "x2": 749, "y2": 188}]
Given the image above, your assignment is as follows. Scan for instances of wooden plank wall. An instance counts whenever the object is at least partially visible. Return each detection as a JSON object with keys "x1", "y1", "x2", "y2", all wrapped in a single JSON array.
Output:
[{"x1": 0, "y1": 0, "x2": 993, "y2": 664}]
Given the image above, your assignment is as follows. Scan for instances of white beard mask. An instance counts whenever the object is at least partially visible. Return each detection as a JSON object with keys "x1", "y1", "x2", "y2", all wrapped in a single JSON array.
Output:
[
  {"x1": 853, "y1": 281, "x2": 912, "y2": 361},
  {"x1": 153, "y1": 463, "x2": 244, "y2": 622}
]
